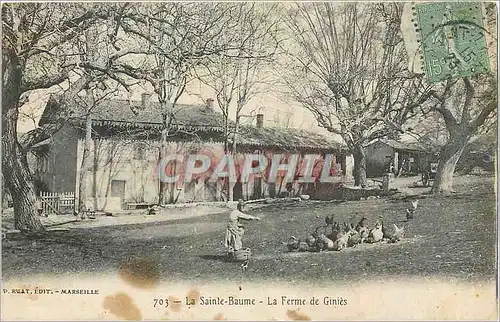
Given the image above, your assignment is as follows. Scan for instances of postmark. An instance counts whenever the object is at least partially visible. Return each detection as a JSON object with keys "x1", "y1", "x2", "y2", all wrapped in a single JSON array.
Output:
[{"x1": 414, "y1": 2, "x2": 491, "y2": 83}]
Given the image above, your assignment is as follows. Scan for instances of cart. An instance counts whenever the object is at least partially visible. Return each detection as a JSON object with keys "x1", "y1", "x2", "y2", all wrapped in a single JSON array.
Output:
[{"x1": 421, "y1": 162, "x2": 438, "y2": 187}]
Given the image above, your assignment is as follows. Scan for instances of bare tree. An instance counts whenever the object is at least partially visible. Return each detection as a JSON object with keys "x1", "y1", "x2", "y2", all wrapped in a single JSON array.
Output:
[
  {"x1": 280, "y1": 3, "x2": 432, "y2": 187},
  {"x1": 193, "y1": 3, "x2": 281, "y2": 201},
  {"x1": 1, "y1": 3, "x2": 118, "y2": 231},
  {"x1": 421, "y1": 75, "x2": 496, "y2": 193},
  {"x1": 109, "y1": 3, "x2": 282, "y2": 204},
  {"x1": 416, "y1": 3, "x2": 497, "y2": 193},
  {"x1": 72, "y1": 86, "x2": 121, "y2": 216},
  {"x1": 272, "y1": 107, "x2": 295, "y2": 129},
  {"x1": 196, "y1": 3, "x2": 280, "y2": 149},
  {"x1": 72, "y1": 24, "x2": 130, "y2": 217},
  {"x1": 2, "y1": 2, "x2": 158, "y2": 231}
]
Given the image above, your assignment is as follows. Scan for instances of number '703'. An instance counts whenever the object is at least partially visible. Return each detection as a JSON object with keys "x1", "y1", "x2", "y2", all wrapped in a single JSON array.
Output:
[{"x1": 153, "y1": 298, "x2": 170, "y2": 307}]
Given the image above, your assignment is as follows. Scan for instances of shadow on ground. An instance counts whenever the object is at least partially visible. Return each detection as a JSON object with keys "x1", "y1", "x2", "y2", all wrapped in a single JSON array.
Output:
[{"x1": 199, "y1": 254, "x2": 232, "y2": 262}]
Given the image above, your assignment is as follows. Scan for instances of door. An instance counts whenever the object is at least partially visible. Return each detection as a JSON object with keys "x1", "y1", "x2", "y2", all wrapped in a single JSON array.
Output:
[
  {"x1": 110, "y1": 180, "x2": 126, "y2": 208},
  {"x1": 252, "y1": 177, "x2": 262, "y2": 200},
  {"x1": 233, "y1": 182, "x2": 243, "y2": 201},
  {"x1": 185, "y1": 180, "x2": 196, "y2": 202},
  {"x1": 204, "y1": 178, "x2": 218, "y2": 201}
]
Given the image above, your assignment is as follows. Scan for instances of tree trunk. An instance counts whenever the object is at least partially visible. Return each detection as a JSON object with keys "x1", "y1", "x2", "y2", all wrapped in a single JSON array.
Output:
[
  {"x1": 228, "y1": 115, "x2": 241, "y2": 202},
  {"x1": 157, "y1": 130, "x2": 171, "y2": 205},
  {"x1": 93, "y1": 138, "x2": 98, "y2": 210},
  {"x1": 232, "y1": 115, "x2": 240, "y2": 154},
  {"x1": 78, "y1": 112, "x2": 92, "y2": 215},
  {"x1": 2, "y1": 123, "x2": 44, "y2": 231},
  {"x1": 2, "y1": 54, "x2": 44, "y2": 232},
  {"x1": 158, "y1": 128, "x2": 167, "y2": 206},
  {"x1": 104, "y1": 147, "x2": 114, "y2": 200},
  {"x1": 220, "y1": 116, "x2": 232, "y2": 201},
  {"x1": 353, "y1": 146, "x2": 367, "y2": 187},
  {"x1": 168, "y1": 161, "x2": 177, "y2": 204},
  {"x1": 431, "y1": 133, "x2": 470, "y2": 194},
  {"x1": 158, "y1": 106, "x2": 172, "y2": 205},
  {"x1": 228, "y1": 172, "x2": 235, "y2": 202},
  {"x1": 226, "y1": 145, "x2": 236, "y2": 201}
]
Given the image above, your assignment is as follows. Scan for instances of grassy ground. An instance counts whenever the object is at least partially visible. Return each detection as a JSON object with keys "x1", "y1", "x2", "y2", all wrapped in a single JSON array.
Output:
[{"x1": 2, "y1": 175, "x2": 496, "y2": 286}]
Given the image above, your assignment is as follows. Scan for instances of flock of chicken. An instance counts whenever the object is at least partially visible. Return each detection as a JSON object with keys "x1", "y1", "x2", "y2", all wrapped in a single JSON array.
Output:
[{"x1": 286, "y1": 200, "x2": 419, "y2": 253}]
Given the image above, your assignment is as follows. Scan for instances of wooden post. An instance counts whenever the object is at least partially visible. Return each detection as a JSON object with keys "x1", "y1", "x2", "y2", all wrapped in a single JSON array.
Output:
[{"x1": 382, "y1": 173, "x2": 390, "y2": 191}]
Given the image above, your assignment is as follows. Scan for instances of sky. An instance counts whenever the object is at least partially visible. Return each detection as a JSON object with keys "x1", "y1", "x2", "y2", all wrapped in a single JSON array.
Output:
[{"x1": 19, "y1": 1, "x2": 495, "y2": 146}]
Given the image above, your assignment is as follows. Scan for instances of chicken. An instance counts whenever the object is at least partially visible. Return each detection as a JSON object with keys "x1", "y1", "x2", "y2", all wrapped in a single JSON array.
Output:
[
  {"x1": 318, "y1": 234, "x2": 335, "y2": 251},
  {"x1": 339, "y1": 231, "x2": 352, "y2": 249},
  {"x1": 333, "y1": 230, "x2": 351, "y2": 251},
  {"x1": 327, "y1": 222, "x2": 340, "y2": 241},
  {"x1": 347, "y1": 227, "x2": 361, "y2": 247},
  {"x1": 411, "y1": 199, "x2": 419, "y2": 211},
  {"x1": 355, "y1": 217, "x2": 368, "y2": 232},
  {"x1": 406, "y1": 200, "x2": 419, "y2": 221},
  {"x1": 381, "y1": 220, "x2": 393, "y2": 240},
  {"x1": 298, "y1": 241, "x2": 310, "y2": 252},
  {"x1": 306, "y1": 235, "x2": 316, "y2": 248},
  {"x1": 389, "y1": 224, "x2": 405, "y2": 243},
  {"x1": 325, "y1": 238, "x2": 334, "y2": 250},
  {"x1": 359, "y1": 226, "x2": 369, "y2": 243},
  {"x1": 325, "y1": 215, "x2": 334, "y2": 226},
  {"x1": 314, "y1": 234, "x2": 328, "y2": 252},
  {"x1": 366, "y1": 221, "x2": 383, "y2": 243},
  {"x1": 286, "y1": 236, "x2": 300, "y2": 251},
  {"x1": 406, "y1": 208, "x2": 415, "y2": 221}
]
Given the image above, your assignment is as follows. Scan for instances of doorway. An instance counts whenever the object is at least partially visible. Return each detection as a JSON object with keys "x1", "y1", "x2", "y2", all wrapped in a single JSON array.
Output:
[{"x1": 110, "y1": 180, "x2": 126, "y2": 207}]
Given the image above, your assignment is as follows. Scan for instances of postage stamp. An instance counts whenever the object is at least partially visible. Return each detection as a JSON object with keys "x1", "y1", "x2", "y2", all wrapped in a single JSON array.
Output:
[
  {"x1": 1, "y1": 2, "x2": 498, "y2": 321},
  {"x1": 414, "y1": 2, "x2": 491, "y2": 83}
]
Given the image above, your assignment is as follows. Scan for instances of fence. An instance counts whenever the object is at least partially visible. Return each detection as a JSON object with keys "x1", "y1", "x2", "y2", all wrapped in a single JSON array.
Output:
[{"x1": 38, "y1": 192, "x2": 75, "y2": 216}]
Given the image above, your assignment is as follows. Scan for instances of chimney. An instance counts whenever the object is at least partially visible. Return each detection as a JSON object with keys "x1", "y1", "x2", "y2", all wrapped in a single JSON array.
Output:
[
  {"x1": 141, "y1": 93, "x2": 151, "y2": 108},
  {"x1": 206, "y1": 98, "x2": 214, "y2": 110},
  {"x1": 256, "y1": 113, "x2": 264, "y2": 129}
]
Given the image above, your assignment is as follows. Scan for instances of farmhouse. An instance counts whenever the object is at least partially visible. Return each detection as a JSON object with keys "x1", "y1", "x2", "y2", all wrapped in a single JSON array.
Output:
[
  {"x1": 34, "y1": 94, "x2": 353, "y2": 211},
  {"x1": 364, "y1": 138, "x2": 436, "y2": 178}
]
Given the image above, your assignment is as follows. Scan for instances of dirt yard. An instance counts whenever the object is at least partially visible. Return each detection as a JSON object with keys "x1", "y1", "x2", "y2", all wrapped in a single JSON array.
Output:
[{"x1": 1, "y1": 175, "x2": 496, "y2": 286}]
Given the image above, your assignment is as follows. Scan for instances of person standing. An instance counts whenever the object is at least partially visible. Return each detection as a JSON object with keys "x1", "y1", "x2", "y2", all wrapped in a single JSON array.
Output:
[{"x1": 224, "y1": 199, "x2": 261, "y2": 254}]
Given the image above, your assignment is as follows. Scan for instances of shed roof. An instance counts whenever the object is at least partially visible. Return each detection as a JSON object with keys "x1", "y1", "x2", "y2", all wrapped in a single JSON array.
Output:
[{"x1": 372, "y1": 138, "x2": 431, "y2": 153}]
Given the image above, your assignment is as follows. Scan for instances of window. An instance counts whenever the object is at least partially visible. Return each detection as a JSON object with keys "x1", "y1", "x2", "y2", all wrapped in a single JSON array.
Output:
[
  {"x1": 335, "y1": 153, "x2": 347, "y2": 176},
  {"x1": 110, "y1": 180, "x2": 126, "y2": 203}
]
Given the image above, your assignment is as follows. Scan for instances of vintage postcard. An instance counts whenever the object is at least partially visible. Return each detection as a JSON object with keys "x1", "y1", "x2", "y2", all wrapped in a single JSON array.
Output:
[{"x1": 1, "y1": 1, "x2": 498, "y2": 321}]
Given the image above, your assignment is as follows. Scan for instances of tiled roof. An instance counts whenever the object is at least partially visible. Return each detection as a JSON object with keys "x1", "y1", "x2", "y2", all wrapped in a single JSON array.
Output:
[
  {"x1": 235, "y1": 126, "x2": 344, "y2": 152},
  {"x1": 39, "y1": 96, "x2": 226, "y2": 131},
  {"x1": 39, "y1": 96, "x2": 346, "y2": 152}
]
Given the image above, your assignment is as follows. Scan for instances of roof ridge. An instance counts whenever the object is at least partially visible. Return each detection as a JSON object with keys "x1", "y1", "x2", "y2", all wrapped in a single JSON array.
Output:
[{"x1": 242, "y1": 124, "x2": 338, "y2": 137}]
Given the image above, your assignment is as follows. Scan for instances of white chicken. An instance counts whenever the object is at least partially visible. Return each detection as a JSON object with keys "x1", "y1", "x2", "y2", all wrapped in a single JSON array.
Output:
[
  {"x1": 366, "y1": 221, "x2": 384, "y2": 243},
  {"x1": 389, "y1": 224, "x2": 405, "y2": 243},
  {"x1": 406, "y1": 199, "x2": 419, "y2": 221}
]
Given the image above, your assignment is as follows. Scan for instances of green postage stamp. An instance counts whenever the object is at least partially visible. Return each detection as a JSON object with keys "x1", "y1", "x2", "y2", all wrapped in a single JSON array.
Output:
[{"x1": 414, "y1": 2, "x2": 491, "y2": 83}]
